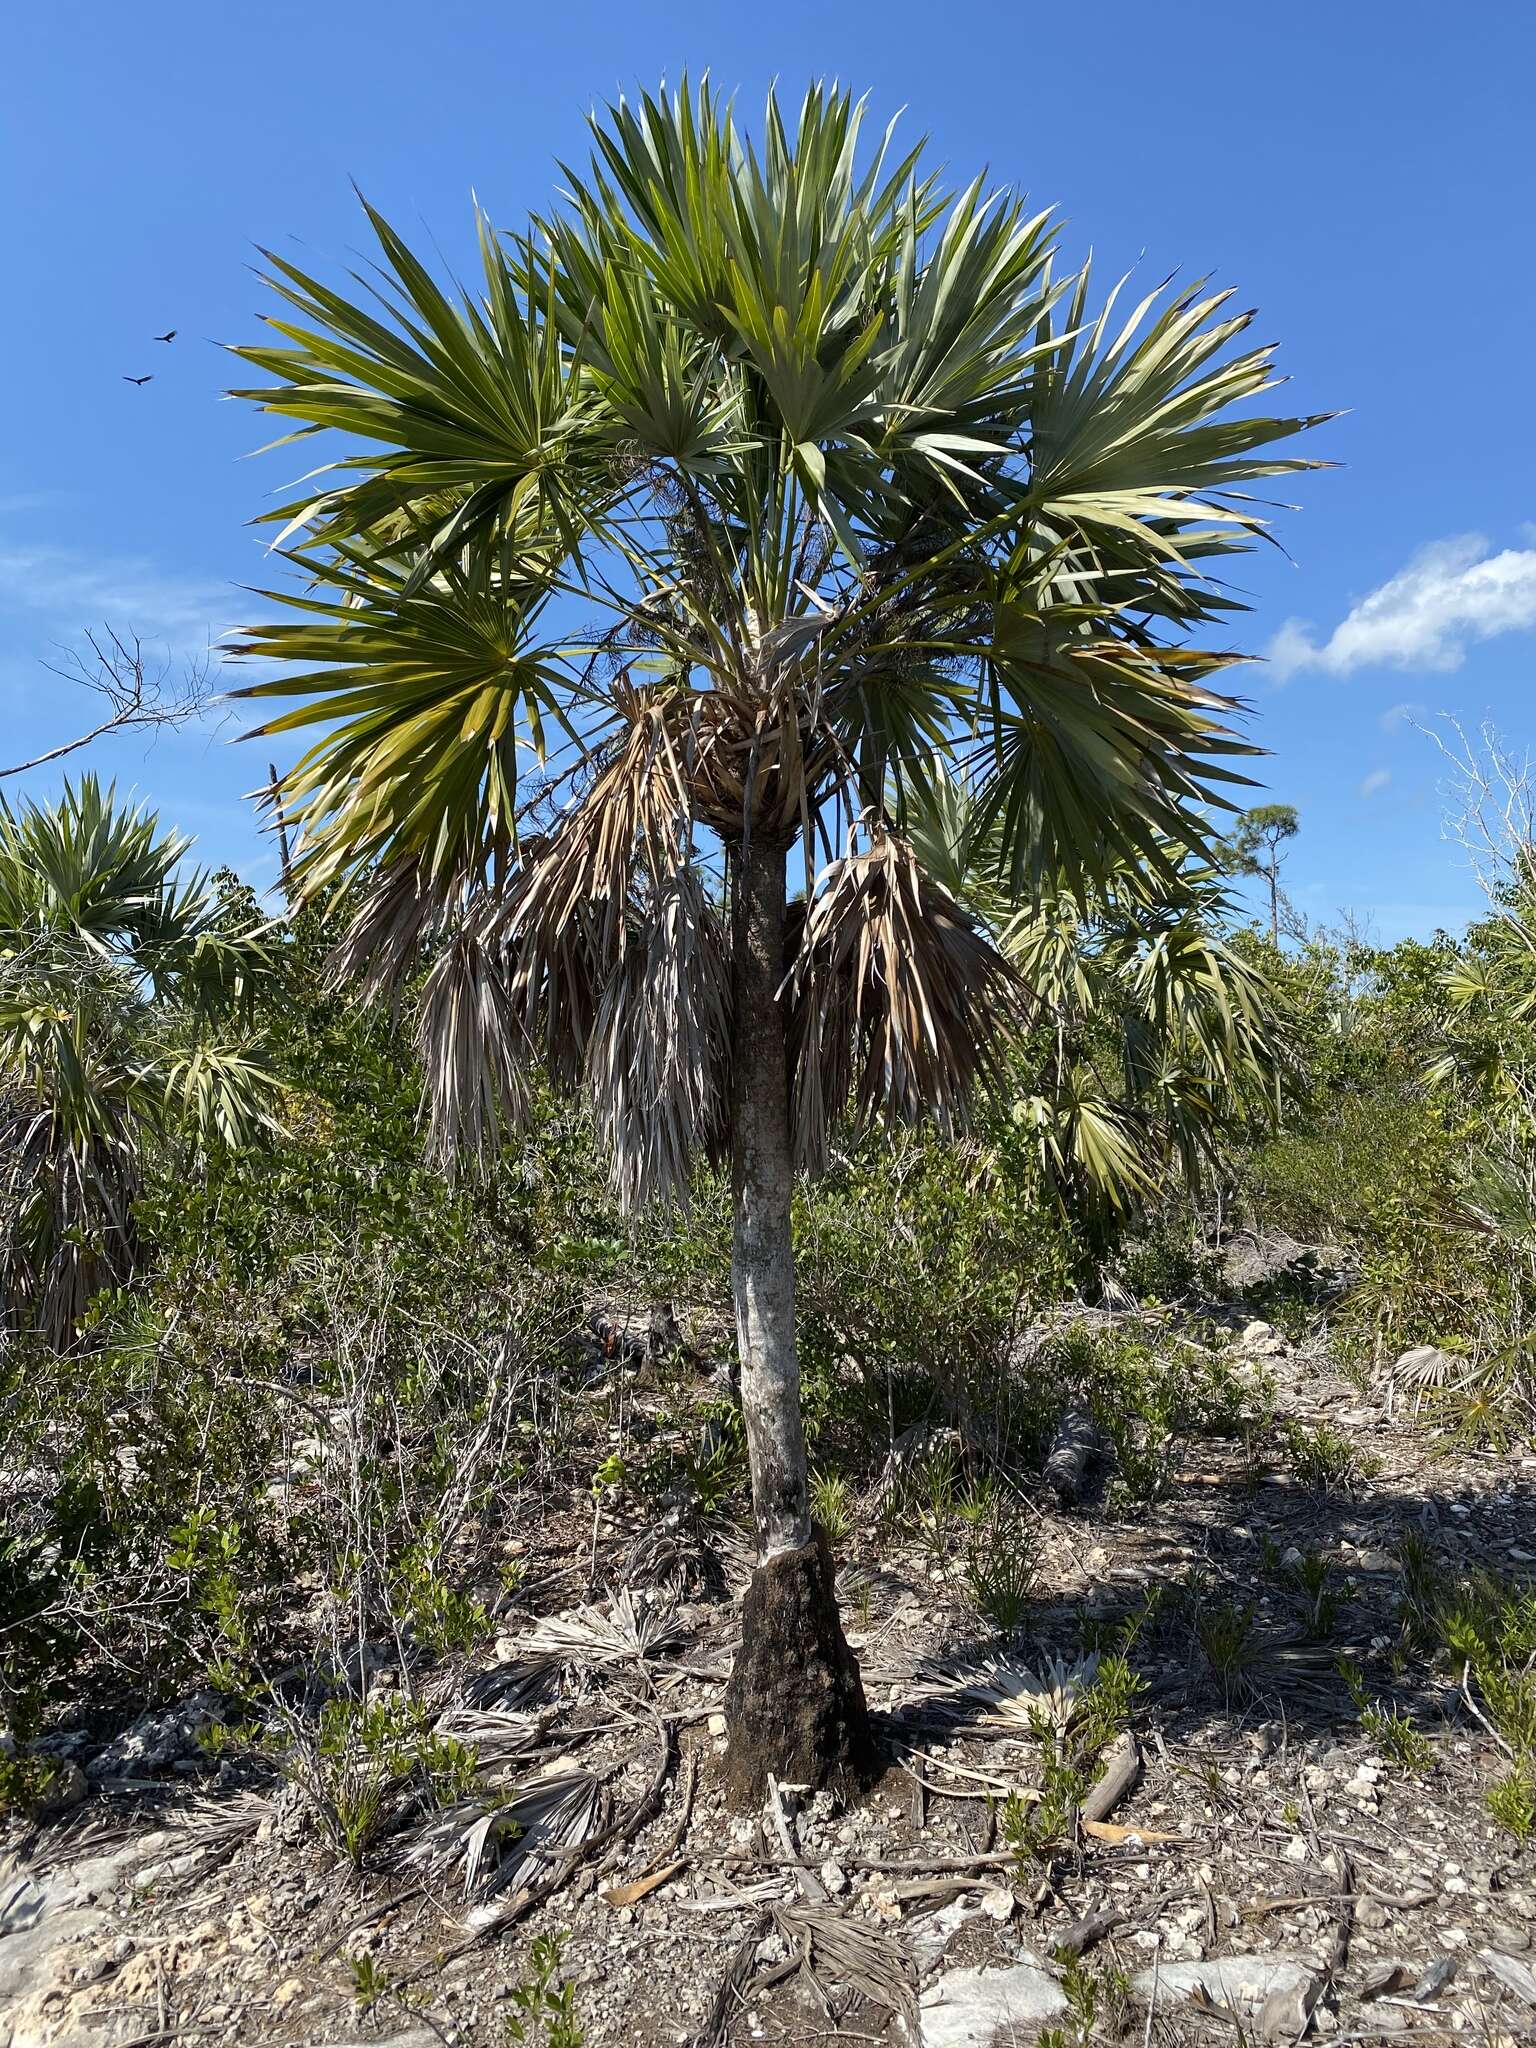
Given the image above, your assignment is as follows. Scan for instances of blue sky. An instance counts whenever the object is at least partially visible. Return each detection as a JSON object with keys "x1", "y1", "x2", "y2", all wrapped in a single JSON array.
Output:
[{"x1": 4, "y1": 0, "x2": 1535, "y2": 940}]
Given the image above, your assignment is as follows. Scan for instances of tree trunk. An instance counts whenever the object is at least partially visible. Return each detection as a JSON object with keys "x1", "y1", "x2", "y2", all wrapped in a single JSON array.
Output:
[{"x1": 721, "y1": 832, "x2": 873, "y2": 1804}]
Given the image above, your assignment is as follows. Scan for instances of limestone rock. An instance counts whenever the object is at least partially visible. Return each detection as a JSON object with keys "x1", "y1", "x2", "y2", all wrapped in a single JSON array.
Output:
[{"x1": 920, "y1": 1961, "x2": 1068, "y2": 2046}]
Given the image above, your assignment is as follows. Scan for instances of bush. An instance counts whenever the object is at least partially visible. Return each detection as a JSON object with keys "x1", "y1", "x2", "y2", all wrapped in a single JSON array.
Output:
[{"x1": 792, "y1": 1124, "x2": 1077, "y2": 1453}]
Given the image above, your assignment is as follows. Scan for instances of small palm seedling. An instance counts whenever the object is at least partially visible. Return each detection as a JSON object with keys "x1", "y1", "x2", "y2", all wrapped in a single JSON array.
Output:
[
  {"x1": 1288, "y1": 1549, "x2": 1342, "y2": 1639},
  {"x1": 1195, "y1": 1597, "x2": 1257, "y2": 1706}
]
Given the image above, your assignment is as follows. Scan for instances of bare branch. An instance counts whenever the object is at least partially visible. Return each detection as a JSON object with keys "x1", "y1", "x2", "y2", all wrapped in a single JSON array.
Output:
[
  {"x1": 1422, "y1": 713, "x2": 1536, "y2": 908},
  {"x1": 1, "y1": 627, "x2": 215, "y2": 780}
]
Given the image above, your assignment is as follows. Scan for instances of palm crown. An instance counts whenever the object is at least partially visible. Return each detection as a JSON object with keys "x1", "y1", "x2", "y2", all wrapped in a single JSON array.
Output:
[
  {"x1": 231, "y1": 81, "x2": 1325, "y2": 1195},
  {"x1": 0, "y1": 778, "x2": 279, "y2": 1345}
]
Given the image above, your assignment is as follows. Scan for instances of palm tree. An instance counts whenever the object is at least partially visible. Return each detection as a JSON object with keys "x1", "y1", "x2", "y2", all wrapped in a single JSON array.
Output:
[
  {"x1": 229, "y1": 81, "x2": 1326, "y2": 1794},
  {"x1": 0, "y1": 777, "x2": 280, "y2": 1348}
]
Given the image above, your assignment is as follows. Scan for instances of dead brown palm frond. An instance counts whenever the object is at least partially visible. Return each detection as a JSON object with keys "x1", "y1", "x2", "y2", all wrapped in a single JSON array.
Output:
[
  {"x1": 588, "y1": 860, "x2": 731, "y2": 1209},
  {"x1": 769, "y1": 1897, "x2": 918, "y2": 2032},
  {"x1": 500, "y1": 692, "x2": 695, "y2": 1088},
  {"x1": 326, "y1": 856, "x2": 448, "y2": 1006},
  {"x1": 416, "y1": 898, "x2": 531, "y2": 1172},
  {"x1": 789, "y1": 830, "x2": 1029, "y2": 1173},
  {"x1": 402, "y1": 1765, "x2": 606, "y2": 1911}
]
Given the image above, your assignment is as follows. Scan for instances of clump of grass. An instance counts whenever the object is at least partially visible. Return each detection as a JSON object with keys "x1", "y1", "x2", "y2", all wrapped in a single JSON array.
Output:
[
  {"x1": 1283, "y1": 1420, "x2": 1378, "y2": 1494},
  {"x1": 809, "y1": 1469, "x2": 854, "y2": 1545},
  {"x1": 1196, "y1": 1589, "x2": 1253, "y2": 1703},
  {"x1": 962, "y1": 1497, "x2": 1037, "y2": 1636},
  {"x1": 1288, "y1": 1549, "x2": 1342, "y2": 1638}
]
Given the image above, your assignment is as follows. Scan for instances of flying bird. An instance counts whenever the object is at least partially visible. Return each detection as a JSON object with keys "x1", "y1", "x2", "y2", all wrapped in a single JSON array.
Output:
[
  {"x1": 153, "y1": 329, "x2": 177, "y2": 343},
  {"x1": 123, "y1": 374, "x2": 153, "y2": 385}
]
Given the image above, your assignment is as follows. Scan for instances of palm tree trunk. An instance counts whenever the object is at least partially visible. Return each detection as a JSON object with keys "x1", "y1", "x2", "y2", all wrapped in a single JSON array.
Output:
[{"x1": 721, "y1": 832, "x2": 872, "y2": 1802}]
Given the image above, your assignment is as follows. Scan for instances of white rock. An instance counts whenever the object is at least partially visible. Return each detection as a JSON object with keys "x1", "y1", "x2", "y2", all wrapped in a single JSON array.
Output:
[
  {"x1": 1130, "y1": 1955, "x2": 1316, "y2": 2010},
  {"x1": 920, "y1": 1962, "x2": 1068, "y2": 2046},
  {"x1": 909, "y1": 1896, "x2": 988, "y2": 1974},
  {"x1": 979, "y1": 1886, "x2": 1015, "y2": 1922},
  {"x1": 819, "y1": 1860, "x2": 848, "y2": 1896}
]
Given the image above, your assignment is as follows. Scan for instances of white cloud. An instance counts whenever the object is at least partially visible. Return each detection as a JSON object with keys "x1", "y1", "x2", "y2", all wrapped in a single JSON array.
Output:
[
  {"x1": 0, "y1": 544, "x2": 233, "y2": 650},
  {"x1": 1359, "y1": 767, "x2": 1392, "y2": 799},
  {"x1": 1266, "y1": 533, "x2": 1536, "y2": 679}
]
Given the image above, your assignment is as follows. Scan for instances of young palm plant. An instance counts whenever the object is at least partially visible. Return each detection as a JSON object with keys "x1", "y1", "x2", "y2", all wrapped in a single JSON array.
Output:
[
  {"x1": 907, "y1": 768, "x2": 1291, "y2": 1217},
  {"x1": 229, "y1": 81, "x2": 1326, "y2": 1794},
  {"x1": 0, "y1": 777, "x2": 280, "y2": 1347}
]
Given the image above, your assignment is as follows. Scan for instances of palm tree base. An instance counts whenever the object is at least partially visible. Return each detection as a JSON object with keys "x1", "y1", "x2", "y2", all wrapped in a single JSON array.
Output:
[{"x1": 722, "y1": 1529, "x2": 875, "y2": 1806}]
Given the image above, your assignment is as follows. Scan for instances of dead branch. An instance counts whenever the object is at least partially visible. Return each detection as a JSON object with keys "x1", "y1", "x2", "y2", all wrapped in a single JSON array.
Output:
[{"x1": 3, "y1": 628, "x2": 215, "y2": 779}]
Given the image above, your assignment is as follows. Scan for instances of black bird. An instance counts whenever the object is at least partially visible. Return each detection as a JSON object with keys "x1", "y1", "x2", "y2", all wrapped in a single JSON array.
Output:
[
  {"x1": 123, "y1": 374, "x2": 153, "y2": 385},
  {"x1": 153, "y1": 329, "x2": 176, "y2": 343}
]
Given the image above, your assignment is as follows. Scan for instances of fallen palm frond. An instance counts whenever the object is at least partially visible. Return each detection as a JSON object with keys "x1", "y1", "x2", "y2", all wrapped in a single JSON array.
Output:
[
  {"x1": 894, "y1": 1650, "x2": 1102, "y2": 1735},
  {"x1": 430, "y1": 1705, "x2": 549, "y2": 1770},
  {"x1": 790, "y1": 831, "x2": 1027, "y2": 1175},
  {"x1": 769, "y1": 1898, "x2": 918, "y2": 2033},
  {"x1": 617, "y1": 1504, "x2": 744, "y2": 1598},
  {"x1": 501, "y1": 1588, "x2": 684, "y2": 1672},
  {"x1": 403, "y1": 1765, "x2": 607, "y2": 1909},
  {"x1": 461, "y1": 1653, "x2": 563, "y2": 1712}
]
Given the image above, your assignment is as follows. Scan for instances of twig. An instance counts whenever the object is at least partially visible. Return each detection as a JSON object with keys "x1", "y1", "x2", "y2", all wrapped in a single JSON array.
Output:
[
  {"x1": 1142, "y1": 1938, "x2": 1161, "y2": 2048},
  {"x1": 1080, "y1": 1733, "x2": 1141, "y2": 1825},
  {"x1": 767, "y1": 1774, "x2": 827, "y2": 1903}
]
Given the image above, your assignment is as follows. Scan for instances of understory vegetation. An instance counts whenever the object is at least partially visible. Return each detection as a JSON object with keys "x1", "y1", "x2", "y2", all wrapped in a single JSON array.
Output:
[{"x1": 5, "y1": 772, "x2": 1536, "y2": 1829}]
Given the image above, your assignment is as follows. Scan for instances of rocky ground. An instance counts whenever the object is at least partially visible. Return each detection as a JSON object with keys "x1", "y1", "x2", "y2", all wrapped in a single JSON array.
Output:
[{"x1": 4, "y1": 1315, "x2": 1535, "y2": 2048}]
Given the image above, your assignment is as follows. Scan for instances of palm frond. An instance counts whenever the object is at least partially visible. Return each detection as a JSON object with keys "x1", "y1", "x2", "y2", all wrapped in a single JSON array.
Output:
[
  {"x1": 587, "y1": 860, "x2": 731, "y2": 1209},
  {"x1": 402, "y1": 1765, "x2": 605, "y2": 1912},
  {"x1": 789, "y1": 831, "x2": 1026, "y2": 1172},
  {"x1": 498, "y1": 1590, "x2": 683, "y2": 1672},
  {"x1": 415, "y1": 900, "x2": 530, "y2": 1174}
]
